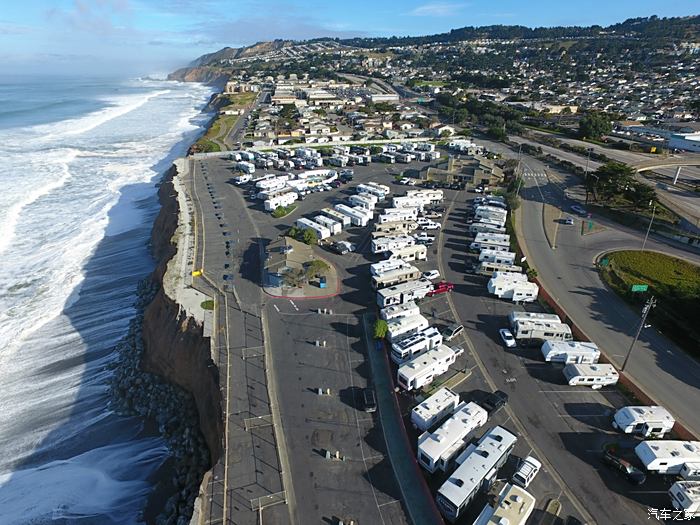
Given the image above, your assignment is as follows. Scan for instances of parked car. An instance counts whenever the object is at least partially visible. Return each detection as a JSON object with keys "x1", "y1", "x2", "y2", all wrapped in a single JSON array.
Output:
[
  {"x1": 481, "y1": 390, "x2": 509, "y2": 414},
  {"x1": 422, "y1": 270, "x2": 440, "y2": 280},
  {"x1": 420, "y1": 221, "x2": 441, "y2": 231},
  {"x1": 512, "y1": 456, "x2": 542, "y2": 488},
  {"x1": 601, "y1": 450, "x2": 646, "y2": 485},
  {"x1": 413, "y1": 233, "x2": 436, "y2": 243},
  {"x1": 571, "y1": 204, "x2": 587, "y2": 216},
  {"x1": 441, "y1": 322, "x2": 463, "y2": 340},
  {"x1": 499, "y1": 328, "x2": 517, "y2": 348},
  {"x1": 563, "y1": 216, "x2": 575, "y2": 225},
  {"x1": 362, "y1": 388, "x2": 377, "y2": 413}
]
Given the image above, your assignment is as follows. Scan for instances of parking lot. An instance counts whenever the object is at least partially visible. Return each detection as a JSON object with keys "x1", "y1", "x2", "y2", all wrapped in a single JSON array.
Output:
[{"x1": 199, "y1": 151, "x2": 681, "y2": 525}]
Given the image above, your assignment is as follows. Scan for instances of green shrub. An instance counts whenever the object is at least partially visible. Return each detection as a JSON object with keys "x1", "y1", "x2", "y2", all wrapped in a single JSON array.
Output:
[
  {"x1": 373, "y1": 319, "x2": 388, "y2": 340},
  {"x1": 201, "y1": 300, "x2": 215, "y2": 310}
]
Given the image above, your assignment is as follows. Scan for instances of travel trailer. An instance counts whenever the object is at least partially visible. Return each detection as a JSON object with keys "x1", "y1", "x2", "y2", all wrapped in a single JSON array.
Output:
[
  {"x1": 669, "y1": 481, "x2": 700, "y2": 518},
  {"x1": 411, "y1": 388, "x2": 460, "y2": 433},
  {"x1": 473, "y1": 484, "x2": 535, "y2": 525},
  {"x1": 397, "y1": 345, "x2": 463, "y2": 391},
  {"x1": 386, "y1": 314, "x2": 430, "y2": 343},
  {"x1": 380, "y1": 301, "x2": 420, "y2": 322},
  {"x1": 613, "y1": 406, "x2": 675, "y2": 438},
  {"x1": 390, "y1": 326, "x2": 443, "y2": 364},
  {"x1": 487, "y1": 274, "x2": 539, "y2": 302},
  {"x1": 295, "y1": 218, "x2": 331, "y2": 240},
  {"x1": 376, "y1": 279, "x2": 433, "y2": 308},
  {"x1": 635, "y1": 440, "x2": 700, "y2": 475},
  {"x1": 512, "y1": 319, "x2": 572, "y2": 346},
  {"x1": 387, "y1": 244, "x2": 428, "y2": 262},
  {"x1": 563, "y1": 363, "x2": 619, "y2": 389},
  {"x1": 474, "y1": 261, "x2": 523, "y2": 276},
  {"x1": 541, "y1": 341, "x2": 600, "y2": 364}
]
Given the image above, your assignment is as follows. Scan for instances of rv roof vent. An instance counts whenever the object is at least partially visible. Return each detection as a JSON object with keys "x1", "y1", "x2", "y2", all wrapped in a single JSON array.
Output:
[
  {"x1": 684, "y1": 443, "x2": 698, "y2": 452},
  {"x1": 671, "y1": 451, "x2": 681, "y2": 457},
  {"x1": 513, "y1": 495, "x2": 523, "y2": 503},
  {"x1": 453, "y1": 479, "x2": 464, "y2": 487}
]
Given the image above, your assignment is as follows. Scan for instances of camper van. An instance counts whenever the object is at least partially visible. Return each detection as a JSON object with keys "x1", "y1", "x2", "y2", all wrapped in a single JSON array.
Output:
[
  {"x1": 436, "y1": 426, "x2": 517, "y2": 522},
  {"x1": 635, "y1": 440, "x2": 700, "y2": 475},
  {"x1": 417, "y1": 402, "x2": 488, "y2": 473},
  {"x1": 386, "y1": 314, "x2": 430, "y2": 343},
  {"x1": 563, "y1": 363, "x2": 619, "y2": 389},
  {"x1": 397, "y1": 345, "x2": 463, "y2": 391},
  {"x1": 391, "y1": 326, "x2": 443, "y2": 364},
  {"x1": 411, "y1": 388, "x2": 460, "y2": 433},
  {"x1": 541, "y1": 341, "x2": 600, "y2": 364},
  {"x1": 613, "y1": 406, "x2": 675, "y2": 438}
]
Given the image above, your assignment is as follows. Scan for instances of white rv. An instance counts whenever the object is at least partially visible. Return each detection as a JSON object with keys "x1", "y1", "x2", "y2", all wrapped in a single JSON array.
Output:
[
  {"x1": 681, "y1": 463, "x2": 700, "y2": 481},
  {"x1": 468, "y1": 222, "x2": 507, "y2": 235},
  {"x1": 406, "y1": 189, "x2": 444, "y2": 203},
  {"x1": 320, "y1": 208, "x2": 351, "y2": 228},
  {"x1": 313, "y1": 215, "x2": 342, "y2": 235},
  {"x1": 264, "y1": 191, "x2": 298, "y2": 212},
  {"x1": 512, "y1": 320, "x2": 572, "y2": 345},
  {"x1": 635, "y1": 440, "x2": 700, "y2": 475},
  {"x1": 471, "y1": 241, "x2": 511, "y2": 253},
  {"x1": 379, "y1": 207, "x2": 419, "y2": 223},
  {"x1": 371, "y1": 259, "x2": 410, "y2": 276},
  {"x1": 487, "y1": 275, "x2": 539, "y2": 302},
  {"x1": 295, "y1": 218, "x2": 331, "y2": 240},
  {"x1": 417, "y1": 402, "x2": 489, "y2": 473},
  {"x1": 470, "y1": 232, "x2": 510, "y2": 249},
  {"x1": 365, "y1": 181, "x2": 391, "y2": 195},
  {"x1": 474, "y1": 205, "x2": 507, "y2": 221},
  {"x1": 256, "y1": 175, "x2": 289, "y2": 191},
  {"x1": 473, "y1": 483, "x2": 535, "y2": 525},
  {"x1": 237, "y1": 161, "x2": 256, "y2": 174},
  {"x1": 371, "y1": 235, "x2": 416, "y2": 255},
  {"x1": 397, "y1": 345, "x2": 463, "y2": 391},
  {"x1": 372, "y1": 265, "x2": 422, "y2": 290},
  {"x1": 348, "y1": 193, "x2": 377, "y2": 210},
  {"x1": 388, "y1": 244, "x2": 428, "y2": 262},
  {"x1": 393, "y1": 195, "x2": 427, "y2": 209},
  {"x1": 541, "y1": 341, "x2": 600, "y2": 364},
  {"x1": 479, "y1": 249, "x2": 517, "y2": 266},
  {"x1": 613, "y1": 406, "x2": 675, "y2": 438},
  {"x1": 474, "y1": 261, "x2": 523, "y2": 277},
  {"x1": 334, "y1": 204, "x2": 372, "y2": 227},
  {"x1": 508, "y1": 311, "x2": 562, "y2": 329},
  {"x1": 391, "y1": 326, "x2": 443, "y2": 364},
  {"x1": 233, "y1": 173, "x2": 252, "y2": 184},
  {"x1": 563, "y1": 363, "x2": 619, "y2": 389},
  {"x1": 411, "y1": 387, "x2": 460, "y2": 432},
  {"x1": 386, "y1": 314, "x2": 430, "y2": 343},
  {"x1": 373, "y1": 220, "x2": 418, "y2": 236},
  {"x1": 669, "y1": 481, "x2": 700, "y2": 518},
  {"x1": 436, "y1": 426, "x2": 518, "y2": 522},
  {"x1": 380, "y1": 301, "x2": 420, "y2": 321},
  {"x1": 376, "y1": 279, "x2": 433, "y2": 308},
  {"x1": 357, "y1": 183, "x2": 389, "y2": 201}
]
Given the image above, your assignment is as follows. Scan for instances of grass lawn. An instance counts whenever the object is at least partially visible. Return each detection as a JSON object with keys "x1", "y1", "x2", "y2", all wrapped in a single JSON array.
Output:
[
  {"x1": 271, "y1": 204, "x2": 297, "y2": 218},
  {"x1": 599, "y1": 250, "x2": 700, "y2": 357}
]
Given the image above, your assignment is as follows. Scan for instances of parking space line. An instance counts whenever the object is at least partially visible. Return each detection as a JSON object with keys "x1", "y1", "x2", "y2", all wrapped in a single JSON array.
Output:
[{"x1": 377, "y1": 500, "x2": 400, "y2": 508}]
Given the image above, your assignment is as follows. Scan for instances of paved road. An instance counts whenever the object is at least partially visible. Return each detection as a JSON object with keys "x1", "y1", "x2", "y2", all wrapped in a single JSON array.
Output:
[{"x1": 473, "y1": 136, "x2": 700, "y2": 439}]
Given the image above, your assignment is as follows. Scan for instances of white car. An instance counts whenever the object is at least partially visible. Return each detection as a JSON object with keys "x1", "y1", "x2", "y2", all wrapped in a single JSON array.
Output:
[
  {"x1": 413, "y1": 233, "x2": 436, "y2": 243},
  {"x1": 422, "y1": 270, "x2": 440, "y2": 280},
  {"x1": 571, "y1": 204, "x2": 587, "y2": 215},
  {"x1": 499, "y1": 328, "x2": 516, "y2": 348},
  {"x1": 420, "y1": 221, "x2": 441, "y2": 231},
  {"x1": 512, "y1": 456, "x2": 542, "y2": 488}
]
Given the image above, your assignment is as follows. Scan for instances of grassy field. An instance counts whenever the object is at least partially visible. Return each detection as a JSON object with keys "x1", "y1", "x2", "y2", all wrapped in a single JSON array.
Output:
[{"x1": 599, "y1": 250, "x2": 700, "y2": 357}]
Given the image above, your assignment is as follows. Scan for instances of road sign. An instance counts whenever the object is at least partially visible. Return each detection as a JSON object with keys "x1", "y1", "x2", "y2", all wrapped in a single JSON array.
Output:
[{"x1": 631, "y1": 284, "x2": 649, "y2": 292}]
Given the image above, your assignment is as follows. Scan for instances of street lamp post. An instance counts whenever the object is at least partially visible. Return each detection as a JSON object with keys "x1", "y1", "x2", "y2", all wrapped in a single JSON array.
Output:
[
  {"x1": 620, "y1": 296, "x2": 656, "y2": 373},
  {"x1": 584, "y1": 147, "x2": 593, "y2": 204},
  {"x1": 641, "y1": 203, "x2": 657, "y2": 252}
]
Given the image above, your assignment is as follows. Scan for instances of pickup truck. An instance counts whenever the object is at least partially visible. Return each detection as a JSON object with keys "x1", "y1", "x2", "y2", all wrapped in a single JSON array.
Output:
[{"x1": 427, "y1": 281, "x2": 454, "y2": 297}]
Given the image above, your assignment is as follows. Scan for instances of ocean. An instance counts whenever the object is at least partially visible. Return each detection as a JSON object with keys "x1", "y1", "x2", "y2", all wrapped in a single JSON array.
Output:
[{"x1": 0, "y1": 75, "x2": 214, "y2": 524}]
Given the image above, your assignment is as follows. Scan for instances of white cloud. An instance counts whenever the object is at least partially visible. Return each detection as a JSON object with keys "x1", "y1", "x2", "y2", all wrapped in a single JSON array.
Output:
[{"x1": 408, "y1": 2, "x2": 467, "y2": 17}]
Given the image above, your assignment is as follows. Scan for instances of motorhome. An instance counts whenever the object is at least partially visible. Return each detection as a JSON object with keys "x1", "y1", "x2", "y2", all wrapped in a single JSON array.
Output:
[
  {"x1": 391, "y1": 326, "x2": 443, "y2": 364},
  {"x1": 371, "y1": 235, "x2": 417, "y2": 255},
  {"x1": 473, "y1": 484, "x2": 536, "y2": 525},
  {"x1": 397, "y1": 344, "x2": 463, "y2": 391},
  {"x1": 256, "y1": 175, "x2": 288, "y2": 190},
  {"x1": 393, "y1": 196, "x2": 427, "y2": 209},
  {"x1": 373, "y1": 220, "x2": 418, "y2": 236},
  {"x1": 264, "y1": 191, "x2": 298, "y2": 212},
  {"x1": 370, "y1": 259, "x2": 411, "y2": 276},
  {"x1": 237, "y1": 161, "x2": 256, "y2": 174},
  {"x1": 436, "y1": 426, "x2": 518, "y2": 522},
  {"x1": 376, "y1": 279, "x2": 433, "y2": 308},
  {"x1": 357, "y1": 183, "x2": 389, "y2": 201},
  {"x1": 468, "y1": 222, "x2": 506, "y2": 235},
  {"x1": 334, "y1": 204, "x2": 372, "y2": 227},
  {"x1": 379, "y1": 208, "x2": 419, "y2": 223},
  {"x1": 474, "y1": 261, "x2": 523, "y2": 277},
  {"x1": 613, "y1": 406, "x2": 675, "y2": 438},
  {"x1": 508, "y1": 311, "x2": 562, "y2": 329},
  {"x1": 563, "y1": 363, "x2": 619, "y2": 389},
  {"x1": 541, "y1": 341, "x2": 600, "y2": 364},
  {"x1": 372, "y1": 265, "x2": 422, "y2": 290},
  {"x1": 512, "y1": 320, "x2": 572, "y2": 345},
  {"x1": 487, "y1": 275, "x2": 539, "y2": 302},
  {"x1": 348, "y1": 193, "x2": 377, "y2": 211},
  {"x1": 470, "y1": 232, "x2": 510, "y2": 249},
  {"x1": 313, "y1": 215, "x2": 342, "y2": 235},
  {"x1": 635, "y1": 440, "x2": 700, "y2": 475},
  {"x1": 233, "y1": 173, "x2": 252, "y2": 184},
  {"x1": 417, "y1": 402, "x2": 488, "y2": 473},
  {"x1": 387, "y1": 244, "x2": 428, "y2": 262},
  {"x1": 669, "y1": 481, "x2": 700, "y2": 518},
  {"x1": 386, "y1": 314, "x2": 430, "y2": 343},
  {"x1": 411, "y1": 387, "x2": 460, "y2": 432},
  {"x1": 295, "y1": 218, "x2": 331, "y2": 241},
  {"x1": 479, "y1": 249, "x2": 517, "y2": 266},
  {"x1": 380, "y1": 301, "x2": 420, "y2": 322},
  {"x1": 406, "y1": 189, "x2": 444, "y2": 204},
  {"x1": 320, "y1": 208, "x2": 351, "y2": 228}
]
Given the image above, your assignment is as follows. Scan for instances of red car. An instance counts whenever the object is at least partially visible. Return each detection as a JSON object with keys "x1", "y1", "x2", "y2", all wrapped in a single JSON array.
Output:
[{"x1": 426, "y1": 281, "x2": 454, "y2": 297}]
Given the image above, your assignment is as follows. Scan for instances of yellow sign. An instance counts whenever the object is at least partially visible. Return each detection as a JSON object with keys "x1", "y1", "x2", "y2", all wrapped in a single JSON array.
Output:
[
  {"x1": 650, "y1": 146, "x2": 657, "y2": 153},
  {"x1": 192, "y1": 270, "x2": 202, "y2": 277}
]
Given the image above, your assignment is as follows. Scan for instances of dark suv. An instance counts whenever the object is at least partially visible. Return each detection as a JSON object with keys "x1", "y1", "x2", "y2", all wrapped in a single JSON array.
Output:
[
  {"x1": 362, "y1": 388, "x2": 377, "y2": 413},
  {"x1": 481, "y1": 390, "x2": 509, "y2": 414},
  {"x1": 602, "y1": 450, "x2": 646, "y2": 485}
]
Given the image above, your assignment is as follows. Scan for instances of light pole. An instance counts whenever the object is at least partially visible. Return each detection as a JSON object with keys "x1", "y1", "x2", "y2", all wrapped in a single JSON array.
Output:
[
  {"x1": 584, "y1": 147, "x2": 593, "y2": 204},
  {"x1": 641, "y1": 203, "x2": 656, "y2": 252},
  {"x1": 621, "y1": 296, "x2": 656, "y2": 373}
]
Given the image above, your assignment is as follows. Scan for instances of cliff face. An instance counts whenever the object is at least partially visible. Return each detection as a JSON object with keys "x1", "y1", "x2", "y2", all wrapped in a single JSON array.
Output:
[
  {"x1": 141, "y1": 171, "x2": 223, "y2": 465},
  {"x1": 167, "y1": 67, "x2": 229, "y2": 86}
]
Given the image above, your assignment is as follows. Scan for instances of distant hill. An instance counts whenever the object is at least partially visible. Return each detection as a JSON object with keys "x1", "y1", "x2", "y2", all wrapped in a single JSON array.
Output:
[{"x1": 189, "y1": 39, "x2": 293, "y2": 67}]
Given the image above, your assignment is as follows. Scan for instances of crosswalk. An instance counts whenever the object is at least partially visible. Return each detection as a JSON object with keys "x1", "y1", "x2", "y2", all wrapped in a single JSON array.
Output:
[{"x1": 523, "y1": 171, "x2": 548, "y2": 179}]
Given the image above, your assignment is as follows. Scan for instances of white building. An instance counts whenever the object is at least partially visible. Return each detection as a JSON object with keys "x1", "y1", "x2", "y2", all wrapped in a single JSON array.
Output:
[
  {"x1": 635, "y1": 440, "x2": 700, "y2": 475},
  {"x1": 436, "y1": 426, "x2": 518, "y2": 522},
  {"x1": 669, "y1": 132, "x2": 700, "y2": 153},
  {"x1": 541, "y1": 341, "x2": 600, "y2": 364},
  {"x1": 473, "y1": 483, "x2": 536, "y2": 525},
  {"x1": 417, "y1": 402, "x2": 488, "y2": 473},
  {"x1": 613, "y1": 406, "x2": 675, "y2": 437},
  {"x1": 563, "y1": 363, "x2": 619, "y2": 389},
  {"x1": 411, "y1": 387, "x2": 460, "y2": 432},
  {"x1": 397, "y1": 344, "x2": 463, "y2": 391}
]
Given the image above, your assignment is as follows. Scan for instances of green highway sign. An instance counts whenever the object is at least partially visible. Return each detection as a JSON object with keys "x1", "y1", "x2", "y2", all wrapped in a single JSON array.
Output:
[{"x1": 631, "y1": 284, "x2": 649, "y2": 292}]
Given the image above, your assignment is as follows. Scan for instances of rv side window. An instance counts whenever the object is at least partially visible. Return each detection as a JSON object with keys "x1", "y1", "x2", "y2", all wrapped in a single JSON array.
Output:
[
  {"x1": 419, "y1": 452, "x2": 430, "y2": 465},
  {"x1": 659, "y1": 462, "x2": 668, "y2": 466},
  {"x1": 586, "y1": 378, "x2": 594, "y2": 382},
  {"x1": 521, "y1": 330, "x2": 529, "y2": 335},
  {"x1": 650, "y1": 427, "x2": 663, "y2": 433},
  {"x1": 544, "y1": 332, "x2": 554, "y2": 337},
  {"x1": 634, "y1": 423, "x2": 644, "y2": 430}
]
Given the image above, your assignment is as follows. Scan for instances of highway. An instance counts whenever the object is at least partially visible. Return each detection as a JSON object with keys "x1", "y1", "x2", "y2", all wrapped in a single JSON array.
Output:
[{"x1": 474, "y1": 136, "x2": 700, "y2": 439}]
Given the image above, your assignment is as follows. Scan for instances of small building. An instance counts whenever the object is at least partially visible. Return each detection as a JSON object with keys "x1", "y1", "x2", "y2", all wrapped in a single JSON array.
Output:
[
  {"x1": 420, "y1": 155, "x2": 504, "y2": 187},
  {"x1": 264, "y1": 237, "x2": 315, "y2": 288}
]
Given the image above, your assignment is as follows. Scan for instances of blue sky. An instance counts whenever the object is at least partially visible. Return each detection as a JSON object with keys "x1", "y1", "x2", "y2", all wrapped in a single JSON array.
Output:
[{"x1": 1, "y1": 0, "x2": 698, "y2": 75}]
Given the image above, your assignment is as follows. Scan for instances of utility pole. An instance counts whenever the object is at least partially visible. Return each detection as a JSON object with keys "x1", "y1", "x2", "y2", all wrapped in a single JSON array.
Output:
[
  {"x1": 584, "y1": 147, "x2": 593, "y2": 204},
  {"x1": 621, "y1": 296, "x2": 656, "y2": 373},
  {"x1": 641, "y1": 203, "x2": 656, "y2": 252}
]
